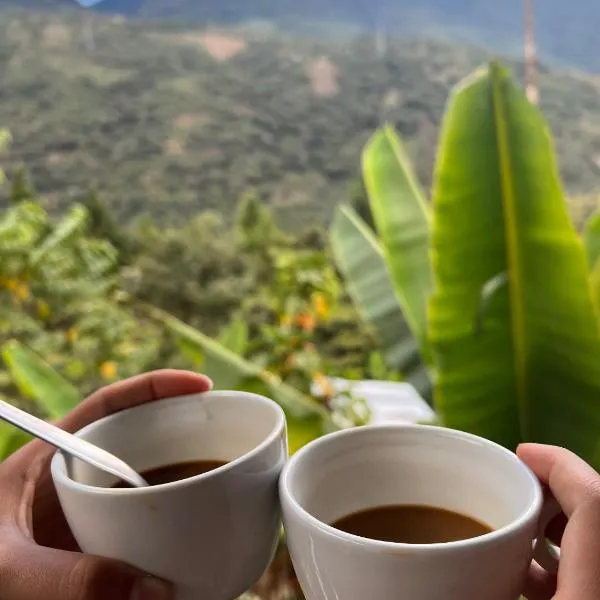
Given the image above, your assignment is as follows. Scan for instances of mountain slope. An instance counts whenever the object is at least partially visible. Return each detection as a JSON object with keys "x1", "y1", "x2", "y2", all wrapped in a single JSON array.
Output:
[
  {"x1": 0, "y1": 0, "x2": 79, "y2": 9},
  {"x1": 93, "y1": 0, "x2": 600, "y2": 73},
  {"x1": 1, "y1": 8, "x2": 600, "y2": 228}
]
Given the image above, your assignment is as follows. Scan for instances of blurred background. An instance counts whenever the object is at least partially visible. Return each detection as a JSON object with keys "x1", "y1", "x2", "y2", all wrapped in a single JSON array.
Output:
[{"x1": 2, "y1": 1, "x2": 600, "y2": 598}]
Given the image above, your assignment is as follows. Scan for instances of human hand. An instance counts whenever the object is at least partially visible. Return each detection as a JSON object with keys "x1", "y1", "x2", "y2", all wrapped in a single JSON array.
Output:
[
  {"x1": 518, "y1": 443, "x2": 600, "y2": 600},
  {"x1": 0, "y1": 369, "x2": 211, "y2": 600}
]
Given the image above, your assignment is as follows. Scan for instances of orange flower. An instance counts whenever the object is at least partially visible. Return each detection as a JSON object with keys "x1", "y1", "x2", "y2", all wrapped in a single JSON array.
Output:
[
  {"x1": 15, "y1": 282, "x2": 29, "y2": 301},
  {"x1": 295, "y1": 312, "x2": 315, "y2": 332},
  {"x1": 313, "y1": 372, "x2": 334, "y2": 400},
  {"x1": 1, "y1": 277, "x2": 17, "y2": 291},
  {"x1": 312, "y1": 293, "x2": 329, "y2": 318},
  {"x1": 100, "y1": 361, "x2": 117, "y2": 379}
]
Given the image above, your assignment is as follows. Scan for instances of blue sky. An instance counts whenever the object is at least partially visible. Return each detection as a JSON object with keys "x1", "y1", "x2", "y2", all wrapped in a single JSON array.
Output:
[{"x1": 77, "y1": 0, "x2": 102, "y2": 5}]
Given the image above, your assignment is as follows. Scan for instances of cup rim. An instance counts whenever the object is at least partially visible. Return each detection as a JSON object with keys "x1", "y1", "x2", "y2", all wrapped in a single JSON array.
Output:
[
  {"x1": 51, "y1": 390, "x2": 286, "y2": 496},
  {"x1": 280, "y1": 424, "x2": 543, "y2": 552}
]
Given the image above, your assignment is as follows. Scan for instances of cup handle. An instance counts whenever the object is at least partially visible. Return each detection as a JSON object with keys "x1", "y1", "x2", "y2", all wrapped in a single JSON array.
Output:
[{"x1": 532, "y1": 494, "x2": 561, "y2": 574}]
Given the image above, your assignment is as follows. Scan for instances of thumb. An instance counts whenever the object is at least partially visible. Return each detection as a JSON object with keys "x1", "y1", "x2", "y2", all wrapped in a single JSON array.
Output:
[{"x1": 2, "y1": 540, "x2": 172, "y2": 600}]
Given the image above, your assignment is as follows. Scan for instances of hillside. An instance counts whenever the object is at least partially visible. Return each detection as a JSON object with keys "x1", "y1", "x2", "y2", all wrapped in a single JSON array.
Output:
[
  {"x1": 1, "y1": 7, "x2": 600, "y2": 227},
  {"x1": 91, "y1": 0, "x2": 600, "y2": 73}
]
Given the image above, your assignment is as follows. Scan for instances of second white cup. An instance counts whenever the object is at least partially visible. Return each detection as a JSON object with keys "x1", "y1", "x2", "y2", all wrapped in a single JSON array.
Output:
[{"x1": 280, "y1": 424, "x2": 558, "y2": 600}]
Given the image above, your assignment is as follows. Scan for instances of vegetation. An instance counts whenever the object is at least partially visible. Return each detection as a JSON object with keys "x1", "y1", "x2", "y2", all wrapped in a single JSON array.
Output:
[
  {"x1": 331, "y1": 63, "x2": 600, "y2": 469},
  {"x1": 3, "y1": 3, "x2": 600, "y2": 598},
  {"x1": 0, "y1": 136, "x2": 388, "y2": 459},
  {"x1": 2, "y1": 8, "x2": 600, "y2": 229}
]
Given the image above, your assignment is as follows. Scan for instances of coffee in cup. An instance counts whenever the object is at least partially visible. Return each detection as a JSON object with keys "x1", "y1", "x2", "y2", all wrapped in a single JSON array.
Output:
[
  {"x1": 111, "y1": 460, "x2": 228, "y2": 487},
  {"x1": 331, "y1": 503, "x2": 492, "y2": 544}
]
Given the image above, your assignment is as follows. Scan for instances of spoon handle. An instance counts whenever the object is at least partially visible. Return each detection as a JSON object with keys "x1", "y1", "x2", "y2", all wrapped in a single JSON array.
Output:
[{"x1": 0, "y1": 399, "x2": 147, "y2": 488}]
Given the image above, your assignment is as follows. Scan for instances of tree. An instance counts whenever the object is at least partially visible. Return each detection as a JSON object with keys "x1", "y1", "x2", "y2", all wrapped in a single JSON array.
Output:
[
  {"x1": 83, "y1": 189, "x2": 134, "y2": 264},
  {"x1": 0, "y1": 199, "x2": 164, "y2": 402},
  {"x1": 9, "y1": 167, "x2": 35, "y2": 205},
  {"x1": 131, "y1": 212, "x2": 253, "y2": 335}
]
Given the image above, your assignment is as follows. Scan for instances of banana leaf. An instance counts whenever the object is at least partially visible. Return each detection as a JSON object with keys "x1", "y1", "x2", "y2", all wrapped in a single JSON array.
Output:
[
  {"x1": 362, "y1": 126, "x2": 433, "y2": 362},
  {"x1": 584, "y1": 209, "x2": 600, "y2": 271},
  {"x1": 429, "y1": 62, "x2": 600, "y2": 467},
  {"x1": 2, "y1": 340, "x2": 81, "y2": 419},
  {"x1": 330, "y1": 204, "x2": 419, "y2": 369}
]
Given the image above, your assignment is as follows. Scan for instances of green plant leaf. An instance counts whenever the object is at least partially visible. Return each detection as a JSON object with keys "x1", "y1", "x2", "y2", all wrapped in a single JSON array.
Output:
[
  {"x1": 476, "y1": 272, "x2": 508, "y2": 334},
  {"x1": 584, "y1": 209, "x2": 600, "y2": 271},
  {"x1": 29, "y1": 205, "x2": 88, "y2": 267},
  {"x1": 175, "y1": 337, "x2": 205, "y2": 369},
  {"x1": 329, "y1": 204, "x2": 419, "y2": 369},
  {"x1": 236, "y1": 377, "x2": 325, "y2": 454},
  {"x1": 2, "y1": 340, "x2": 81, "y2": 419},
  {"x1": 217, "y1": 314, "x2": 249, "y2": 355},
  {"x1": 429, "y1": 62, "x2": 600, "y2": 467},
  {"x1": 150, "y1": 306, "x2": 335, "y2": 426},
  {"x1": 362, "y1": 125, "x2": 433, "y2": 362},
  {"x1": 0, "y1": 419, "x2": 32, "y2": 461}
]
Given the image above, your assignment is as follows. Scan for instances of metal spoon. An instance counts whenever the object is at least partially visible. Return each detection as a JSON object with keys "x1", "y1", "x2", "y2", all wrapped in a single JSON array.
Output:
[{"x1": 0, "y1": 398, "x2": 148, "y2": 488}]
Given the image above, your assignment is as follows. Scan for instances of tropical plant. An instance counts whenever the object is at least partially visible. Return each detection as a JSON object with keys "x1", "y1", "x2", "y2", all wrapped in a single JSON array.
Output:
[
  {"x1": 331, "y1": 61, "x2": 600, "y2": 469},
  {"x1": 149, "y1": 247, "x2": 373, "y2": 454},
  {"x1": 0, "y1": 341, "x2": 82, "y2": 459},
  {"x1": 0, "y1": 177, "x2": 167, "y2": 457},
  {"x1": 0, "y1": 199, "x2": 164, "y2": 396}
]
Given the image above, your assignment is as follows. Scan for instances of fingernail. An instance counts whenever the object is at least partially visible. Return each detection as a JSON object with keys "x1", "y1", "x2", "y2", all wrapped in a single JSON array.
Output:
[{"x1": 131, "y1": 576, "x2": 172, "y2": 600}]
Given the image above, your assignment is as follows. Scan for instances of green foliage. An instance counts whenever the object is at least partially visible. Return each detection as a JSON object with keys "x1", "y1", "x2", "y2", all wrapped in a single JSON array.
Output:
[
  {"x1": 329, "y1": 204, "x2": 421, "y2": 374},
  {"x1": 0, "y1": 419, "x2": 32, "y2": 460},
  {"x1": 362, "y1": 126, "x2": 432, "y2": 362},
  {"x1": 337, "y1": 61, "x2": 600, "y2": 469},
  {"x1": 9, "y1": 167, "x2": 35, "y2": 205},
  {"x1": 430, "y1": 62, "x2": 600, "y2": 465},
  {"x1": 150, "y1": 305, "x2": 337, "y2": 454},
  {"x1": 2, "y1": 340, "x2": 81, "y2": 418},
  {"x1": 0, "y1": 173, "x2": 379, "y2": 460},
  {"x1": 129, "y1": 211, "x2": 255, "y2": 335},
  {"x1": 584, "y1": 209, "x2": 600, "y2": 270},
  {"x1": 0, "y1": 198, "x2": 164, "y2": 406}
]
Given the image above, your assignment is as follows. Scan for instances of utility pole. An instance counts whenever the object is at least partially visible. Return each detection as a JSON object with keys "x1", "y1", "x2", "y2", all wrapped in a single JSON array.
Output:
[{"x1": 524, "y1": 0, "x2": 539, "y2": 104}]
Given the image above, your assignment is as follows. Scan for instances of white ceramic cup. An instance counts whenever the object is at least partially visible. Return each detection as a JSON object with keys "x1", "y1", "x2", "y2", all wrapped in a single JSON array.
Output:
[
  {"x1": 51, "y1": 391, "x2": 287, "y2": 600},
  {"x1": 280, "y1": 425, "x2": 559, "y2": 600}
]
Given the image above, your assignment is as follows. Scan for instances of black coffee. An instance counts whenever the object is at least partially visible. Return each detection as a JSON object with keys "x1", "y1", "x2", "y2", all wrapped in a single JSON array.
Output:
[
  {"x1": 331, "y1": 504, "x2": 492, "y2": 544},
  {"x1": 112, "y1": 460, "x2": 227, "y2": 488}
]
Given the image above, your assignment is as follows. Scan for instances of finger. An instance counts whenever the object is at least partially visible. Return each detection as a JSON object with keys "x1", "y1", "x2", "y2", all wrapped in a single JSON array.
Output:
[
  {"x1": 0, "y1": 538, "x2": 172, "y2": 600},
  {"x1": 554, "y1": 500, "x2": 600, "y2": 600},
  {"x1": 58, "y1": 369, "x2": 212, "y2": 433},
  {"x1": 517, "y1": 444, "x2": 600, "y2": 516},
  {"x1": 523, "y1": 561, "x2": 557, "y2": 600},
  {"x1": 8, "y1": 371, "x2": 212, "y2": 469},
  {"x1": 4, "y1": 371, "x2": 211, "y2": 538}
]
